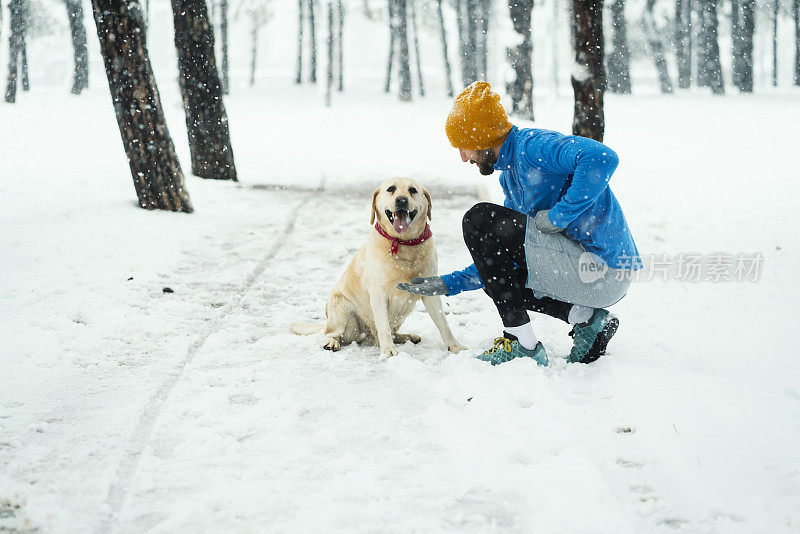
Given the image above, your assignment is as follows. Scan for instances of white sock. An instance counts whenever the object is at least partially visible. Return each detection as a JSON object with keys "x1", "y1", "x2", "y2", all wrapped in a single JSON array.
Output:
[
  {"x1": 504, "y1": 322, "x2": 539, "y2": 350},
  {"x1": 568, "y1": 305, "x2": 595, "y2": 325}
]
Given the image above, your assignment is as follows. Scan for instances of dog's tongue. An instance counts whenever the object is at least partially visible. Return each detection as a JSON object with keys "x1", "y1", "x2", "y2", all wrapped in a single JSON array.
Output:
[{"x1": 393, "y1": 211, "x2": 409, "y2": 234}]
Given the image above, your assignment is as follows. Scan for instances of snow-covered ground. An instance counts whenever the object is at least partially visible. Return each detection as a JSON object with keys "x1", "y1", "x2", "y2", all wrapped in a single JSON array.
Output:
[
  {"x1": 3, "y1": 2, "x2": 800, "y2": 532},
  {"x1": 3, "y1": 80, "x2": 800, "y2": 533}
]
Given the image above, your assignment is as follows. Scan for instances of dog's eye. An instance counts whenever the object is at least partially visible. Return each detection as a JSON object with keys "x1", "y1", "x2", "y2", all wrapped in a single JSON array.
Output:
[
  {"x1": 387, "y1": 186, "x2": 396, "y2": 193},
  {"x1": 408, "y1": 187, "x2": 417, "y2": 195}
]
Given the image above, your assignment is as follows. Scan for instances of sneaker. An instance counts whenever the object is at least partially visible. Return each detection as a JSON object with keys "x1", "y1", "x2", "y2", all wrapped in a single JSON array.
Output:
[
  {"x1": 567, "y1": 309, "x2": 619, "y2": 364},
  {"x1": 476, "y1": 336, "x2": 548, "y2": 366}
]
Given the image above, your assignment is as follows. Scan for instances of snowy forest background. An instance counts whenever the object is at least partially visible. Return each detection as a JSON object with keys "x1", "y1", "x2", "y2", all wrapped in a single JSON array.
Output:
[
  {"x1": 2, "y1": 0, "x2": 800, "y2": 533},
  {"x1": 2, "y1": 0, "x2": 799, "y2": 196}
]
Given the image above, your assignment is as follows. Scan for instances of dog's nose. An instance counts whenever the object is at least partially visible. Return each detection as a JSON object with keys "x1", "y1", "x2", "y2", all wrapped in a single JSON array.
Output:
[{"x1": 396, "y1": 196, "x2": 409, "y2": 208}]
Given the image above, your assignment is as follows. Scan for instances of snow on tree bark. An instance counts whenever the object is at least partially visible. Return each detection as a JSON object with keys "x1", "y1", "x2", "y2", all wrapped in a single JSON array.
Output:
[
  {"x1": 570, "y1": 0, "x2": 606, "y2": 141},
  {"x1": 772, "y1": 0, "x2": 779, "y2": 87},
  {"x1": 738, "y1": 0, "x2": 754, "y2": 91},
  {"x1": 326, "y1": 0, "x2": 334, "y2": 106},
  {"x1": 694, "y1": 0, "x2": 707, "y2": 87},
  {"x1": 296, "y1": 0, "x2": 304, "y2": 84},
  {"x1": 4, "y1": 0, "x2": 26, "y2": 103},
  {"x1": 250, "y1": 10, "x2": 258, "y2": 86},
  {"x1": 506, "y1": 0, "x2": 534, "y2": 120},
  {"x1": 675, "y1": 0, "x2": 691, "y2": 88},
  {"x1": 477, "y1": 0, "x2": 490, "y2": 80},
  {"x1": 337, "y1": 0, "x2": 344, "y2": 91},
  {"x1": 409, "y1": 0, "x2": 425, "y2": 96},
  {"x1": 220, "y1": 0, "x2": 230, "y2": 93},
  {"x1": 464, "y1": 0, "x2": 479, "y2": 84},
  {"x1": 395, "y1": 0, "x2": 413, "y2": 101},
  {"x1": 90, "y1": 0, "x2": 193, "y2": 213},
  {"x1": 731, "y1": 0, "x2": 742, "y2": 88},
  {"x1": 644, "y1": 0, "x2": 673, "y2": 94},
  {"x1": 385, "y1": 0, "x2": 396, "y2": 92},
  {"x1": 795, "y1": 0, "x2": 800, "y2": 85},
  {"x1": 456, "y1": 0, "x2": 479, "y2": 86},
  {"x1": 435, "y1": 0, "x2": 455, "y2": 96},
  {"x1": 698, "y1": 0, "x2": 724, "y2": 94},
  {"x1": 606, "y1": 0, "x2": 632, "y2": 94},
  {"x1": 20, "y1": 36, "x2": 30, "y2": 91},
  {"x1": 308, "y1": 0, "x2": 318, "y2": 84},
  {"x1": 171, "y1": 0, "x2": 237, "y2": 181},
  {"x1": 66, "y1": 0, "x2": 89, "y2": 95}
]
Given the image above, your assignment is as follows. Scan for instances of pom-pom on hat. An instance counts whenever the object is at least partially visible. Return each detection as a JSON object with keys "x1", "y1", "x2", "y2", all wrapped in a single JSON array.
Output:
[{"x1": 445, "y1": 81, "x2": 513, "y2": 151}]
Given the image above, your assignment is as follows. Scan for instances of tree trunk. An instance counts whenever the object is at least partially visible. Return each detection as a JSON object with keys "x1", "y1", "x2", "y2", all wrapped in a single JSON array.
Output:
[
  {"x1": 464, "y1": 0, "x2": 478, "y2": 85},
  {"x1": 686, "y1": 0, "x2": 693, "y2": 81},
  {"x1": 435, "y1": 0, "x2": 454, "y2": 96},
  {"x1": 795, "y1": 0, "x2": 800, "y2": 85},
  {"x1": 701, "y1": 0, "x2": 724, "y2": 93},
  {"x1": 731, "y1": 0, "x2": 742, "y2": 88},
  {"x1": 694, "y1": 0, "x2": 708, "y2": 87},
  {"x1": 308, "y1": 0, "x2": 318, "y2": 83},
  {"x1": 296, "y1": 0, "x2": 304, "y2": 84},
  {"x1": 21, "y1": 36, "x2": 30, "y2": 91},
  {"x1": 606, "y1": 0, "x2": 631, "y2": 93},
  {"x1": 675, "y1": 0, "x2": 691, "y2": 87},
  {"x1": 90, "y1": 0, "x2": 193, "y2": 212},
  {"x1": 739, "y1": 0, "x2": 754, "y2": 91},
  {"x1": 477, "y1": 0, "x2": 490, "y2": 80},
  {"x1": 385, "y1": 0, "x2": 396, "y2": 92},
  {"x1": 220, "y1": 0, "x2": 230, "y2": 93},
  {"x1": 773, "y1": 0, "x2": 779, "y2": 86},
  {"x1": 250, "y1": 11, "x2": 258, "y2": 86},
  {"x1": 66, "y1": 0, "x2": 89, "y2": 95},
  {"x1": 326, "y1": 1, "x2": 334, "y2": 106},
  {"x1": 571, "y1": 0, "x2": 605, "y2": 141},
  {"x1": 507, "y1": 0, "x2": 534, "y2": 119},
  {"x1": 171, "y1": 0, "x2": 237, "y2": 181},
  {"x1": 552, "y1": 0, "x2": 560, "y2": 95},
  {"x1": 395, "y1": 0, "x2": 413, "y2": 100},
  {"x1": 337, "y1": 0, "x2": 344, "y2": 91},
  {"x1": 409, "y1": 0, "x2": 425, "y2": 96},
  {"x1": 5, "y1": 0, "x2": 25, "y2": 103},
  {"x1": 457, "y1": 0, "x2": 479, "y2": 86},
  {"x1": 644, "y1": 0, "x2": 673, "y2": 93},
  {"x1": 456, "y1": 0, "x2": 466, "y2": 85}
]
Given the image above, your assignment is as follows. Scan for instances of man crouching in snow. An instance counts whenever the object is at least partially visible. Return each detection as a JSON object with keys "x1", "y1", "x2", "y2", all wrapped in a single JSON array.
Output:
[{"x1": 398, "y1": 82, "x2": 643, "y2": 366}]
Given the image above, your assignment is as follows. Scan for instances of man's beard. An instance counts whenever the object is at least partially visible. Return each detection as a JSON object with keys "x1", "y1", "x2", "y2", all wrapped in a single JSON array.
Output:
[{"x1": 474, "y1": 149, "x2": 497, "y2": 175}]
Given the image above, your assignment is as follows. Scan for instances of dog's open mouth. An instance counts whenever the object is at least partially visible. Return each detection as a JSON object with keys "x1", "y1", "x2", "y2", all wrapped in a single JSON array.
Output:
[{"x1": 385, "y1": 209, "x2": 418, "y2": 234}]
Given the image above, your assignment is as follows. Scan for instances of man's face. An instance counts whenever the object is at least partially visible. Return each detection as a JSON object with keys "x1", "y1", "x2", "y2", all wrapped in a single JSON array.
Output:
[{"x1": 459, "y1": 148, "x2": 497, "y2": 176}]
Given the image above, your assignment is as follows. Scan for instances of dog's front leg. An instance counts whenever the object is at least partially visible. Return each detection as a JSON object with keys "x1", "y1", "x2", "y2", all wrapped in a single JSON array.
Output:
[
  {"x1": 422, "y1": 296, "x2": 466, "y2": 354},
  {"x1": 369, "y1": 289, "x2": 398, "y2": 357}
]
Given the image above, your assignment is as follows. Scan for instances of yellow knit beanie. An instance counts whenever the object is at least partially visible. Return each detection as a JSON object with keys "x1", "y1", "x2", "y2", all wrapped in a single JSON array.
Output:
[{"x1": 445, "y1": 81, "x2": 513, "y2": 150}]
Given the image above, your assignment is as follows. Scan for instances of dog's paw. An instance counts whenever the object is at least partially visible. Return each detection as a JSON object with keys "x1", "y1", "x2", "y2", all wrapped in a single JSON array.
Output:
[
  {"x1": 393, "y1": 333, "x2": 421, "y2": 344},
  {"x1": 446, "y1": 342, "x2": 467, "y2": 354},
  {"x1": 383, "y1": 346, "x2": 399, "y2": 358},
  {"x1": 323, "y1": 338, "x2": 340, "y2": 351}
]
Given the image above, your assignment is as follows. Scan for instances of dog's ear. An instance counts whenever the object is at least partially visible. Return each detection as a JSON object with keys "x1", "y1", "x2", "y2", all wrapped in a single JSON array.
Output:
[
  {"x1": 423, "y1": 188, "x2": 432, "y2": 220},
  {"x1": 370, "y1": 188, "x2": 380, "y2": 225}
]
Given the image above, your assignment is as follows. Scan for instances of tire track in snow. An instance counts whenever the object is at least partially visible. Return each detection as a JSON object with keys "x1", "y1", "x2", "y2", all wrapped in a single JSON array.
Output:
[{"x1": 95, "y1": 191, "x2": 315, "y2": 534}]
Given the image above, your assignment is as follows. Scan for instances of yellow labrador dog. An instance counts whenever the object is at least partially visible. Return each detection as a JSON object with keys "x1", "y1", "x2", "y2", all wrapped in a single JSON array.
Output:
[{"x1": 292, "y1": 178, "x2": 464, "y2": 357}]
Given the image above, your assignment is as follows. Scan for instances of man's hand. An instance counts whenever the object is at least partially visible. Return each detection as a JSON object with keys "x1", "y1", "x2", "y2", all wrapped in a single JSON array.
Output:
[
  {"x1": 397, "y1": 276, "x2": 448, "y2": 296},
  {"x1": 533, "y1": 209, "x2": 565, "y2": 234}
]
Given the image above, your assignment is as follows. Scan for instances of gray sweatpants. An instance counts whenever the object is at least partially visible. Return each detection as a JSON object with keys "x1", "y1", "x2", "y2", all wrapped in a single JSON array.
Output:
[{"x1": 523, "y1": 217, "x2": 633, "y2": 309}]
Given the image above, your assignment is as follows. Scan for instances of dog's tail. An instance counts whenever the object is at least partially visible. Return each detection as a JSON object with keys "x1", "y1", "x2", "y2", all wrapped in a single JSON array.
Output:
[{"x1": 290, "y1": 322, "x2": 325, "y2": 335}]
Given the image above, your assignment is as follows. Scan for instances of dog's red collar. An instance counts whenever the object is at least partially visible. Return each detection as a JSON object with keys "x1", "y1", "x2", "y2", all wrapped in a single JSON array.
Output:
[{"x1": 374, "y1": 222, "x2": 432, "y2": 255}]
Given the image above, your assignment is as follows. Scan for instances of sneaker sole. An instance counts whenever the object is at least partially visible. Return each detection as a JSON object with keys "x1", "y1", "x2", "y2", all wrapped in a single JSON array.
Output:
[{"x1": 579, "y1": 317, "x2": 619, "y2": 364}]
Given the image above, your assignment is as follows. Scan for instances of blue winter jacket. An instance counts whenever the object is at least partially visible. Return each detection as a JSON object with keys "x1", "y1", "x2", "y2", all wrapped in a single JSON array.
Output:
[{"x1": 441, "y1": 126, "x2": 642, "y2": 296}]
